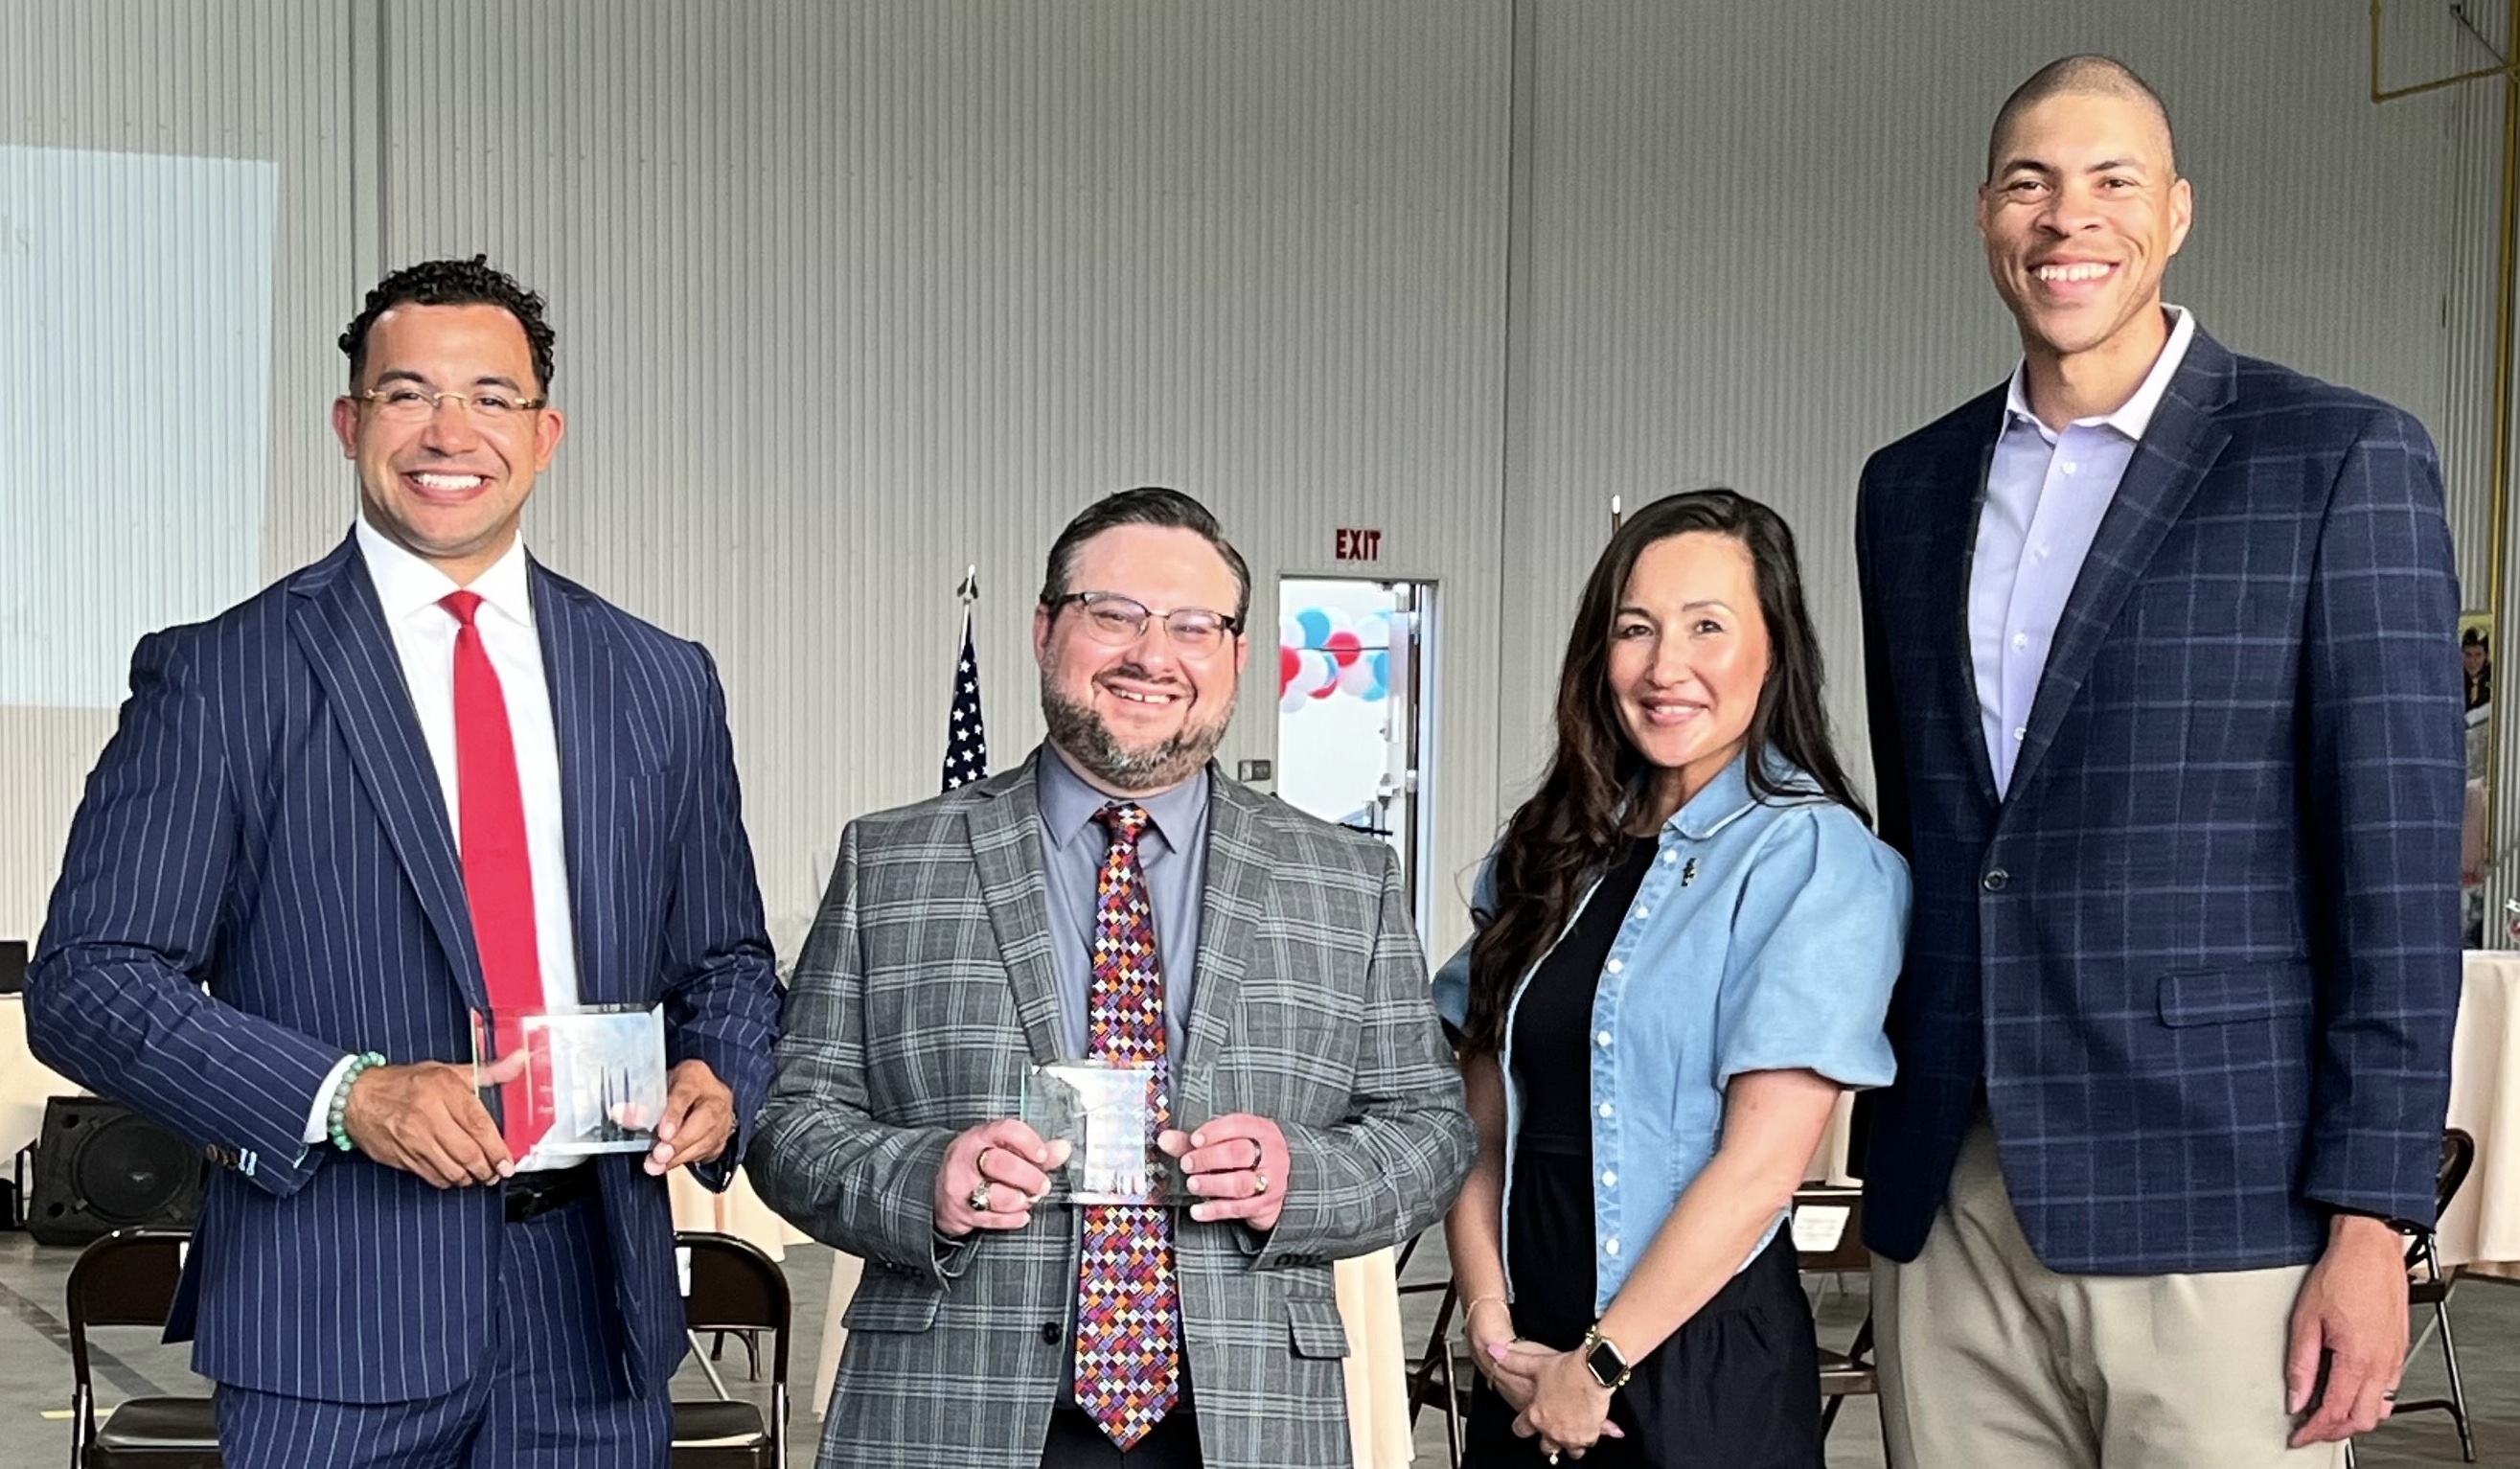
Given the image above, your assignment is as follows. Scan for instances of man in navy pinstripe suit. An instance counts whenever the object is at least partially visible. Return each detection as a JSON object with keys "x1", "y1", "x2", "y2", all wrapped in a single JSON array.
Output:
[
  {"x1": 1854, "y1": 58, "x2": 2463, "y2": 1467},
  {"x1": 28, "y1": 257, "x2": 781, "y2": 1467}
]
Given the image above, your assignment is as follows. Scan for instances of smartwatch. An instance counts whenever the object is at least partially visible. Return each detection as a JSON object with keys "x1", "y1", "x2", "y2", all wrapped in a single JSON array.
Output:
[{"x1": 1579, "y1": 1322, "x2": 1632, "y2": 1390}]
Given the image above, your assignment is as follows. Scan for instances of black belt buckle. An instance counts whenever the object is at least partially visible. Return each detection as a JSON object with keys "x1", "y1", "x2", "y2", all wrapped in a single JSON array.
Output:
[{"x1": 504, "y1": 1163, "x2": 596, "y2": 1223}]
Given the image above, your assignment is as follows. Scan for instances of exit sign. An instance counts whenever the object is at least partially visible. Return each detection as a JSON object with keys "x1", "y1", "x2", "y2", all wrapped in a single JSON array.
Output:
[{"x1": 1335, "y1": 528, "x2": 1384, "y2": 562}]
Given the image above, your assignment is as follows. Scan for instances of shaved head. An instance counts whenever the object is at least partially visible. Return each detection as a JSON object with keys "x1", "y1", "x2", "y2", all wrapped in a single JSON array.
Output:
[{"x1": 1987, "y1": 55, "x2": 2176, "y2": 182}]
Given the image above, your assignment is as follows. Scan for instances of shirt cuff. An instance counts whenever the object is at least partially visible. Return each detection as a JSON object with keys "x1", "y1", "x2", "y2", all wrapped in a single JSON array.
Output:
[{"x1": 303, "y1": 1053, "x2": 359, "y2": 1145}]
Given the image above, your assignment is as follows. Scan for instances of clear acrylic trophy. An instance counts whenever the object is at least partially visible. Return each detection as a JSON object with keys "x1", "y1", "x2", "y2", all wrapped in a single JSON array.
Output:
[
  {"x1": 1019, "y1": 1059, "x2": 1190, "y2": 1205},
  {"x1": 472, "y1": 1003, "x2": 670, "y2": 1171}
]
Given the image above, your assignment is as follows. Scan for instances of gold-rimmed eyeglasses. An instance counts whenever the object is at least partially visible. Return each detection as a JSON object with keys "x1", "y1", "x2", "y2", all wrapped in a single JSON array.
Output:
[
  {"x1": 351, "y1": 385, "x2": 547, "y2": 424},
  {"x1": 1046, "y1": 591, "x2": 1243, "y2": 652}
]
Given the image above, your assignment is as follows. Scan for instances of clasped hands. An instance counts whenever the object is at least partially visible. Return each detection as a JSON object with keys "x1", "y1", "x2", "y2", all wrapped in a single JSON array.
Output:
[
  {"x1": 1465, "y1": 1299, "x2": 1627, "y2": 1461},
  {"x1": 932, "y1": 1113, "x2": 1292, "y2": 1237},
  {"x1": 342, "y1": 1054, "x2": 738, "y2": 1187}
]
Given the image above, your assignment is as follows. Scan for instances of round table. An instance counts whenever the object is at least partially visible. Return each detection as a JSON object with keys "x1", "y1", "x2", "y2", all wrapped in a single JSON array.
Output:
[{"x1": 2440, "y1": 952, "x2": 2520, "y2": 1276}]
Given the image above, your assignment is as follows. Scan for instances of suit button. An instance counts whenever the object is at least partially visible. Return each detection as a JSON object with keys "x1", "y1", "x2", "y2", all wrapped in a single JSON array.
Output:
[
  {"x1": 1041, "y1": 1321, "x2": 1063, "y2": 1344},
  {"x1": 1982, "y1": 867, "x2": 2010, "y2": 892}
]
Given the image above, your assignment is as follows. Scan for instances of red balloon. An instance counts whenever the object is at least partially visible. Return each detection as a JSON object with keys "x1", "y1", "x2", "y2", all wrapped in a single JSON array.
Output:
[
  {"x1": 1309, "y1": 676, "x2": 1339, "y2": 699},
  {"x1": 1279, "y1": 644, "x2": 1301, "y2": 694},
  {"x1": 1324, "y1": 630, "x2": 1363, "y2": 668}
]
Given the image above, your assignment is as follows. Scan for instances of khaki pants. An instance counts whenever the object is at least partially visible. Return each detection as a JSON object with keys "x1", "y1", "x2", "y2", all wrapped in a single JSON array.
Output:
[{"x1": 1873, "y1": 1120, "x2": 2346, "y2": 1469}]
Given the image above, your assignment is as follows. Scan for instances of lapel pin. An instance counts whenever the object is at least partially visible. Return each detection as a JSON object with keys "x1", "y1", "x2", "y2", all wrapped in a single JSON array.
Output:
[{"x1": 1682, "y1": 858, "x2": 1699, "y2": 886}]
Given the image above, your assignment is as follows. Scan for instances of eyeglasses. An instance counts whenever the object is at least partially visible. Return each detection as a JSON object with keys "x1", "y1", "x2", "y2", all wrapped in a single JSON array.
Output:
[
  {"x1": 352, "y1": 385, "x2": 546, "y2": 424},
  {"x1": 1047, "y1": 592, "x2": 1243, "y2": 652}
]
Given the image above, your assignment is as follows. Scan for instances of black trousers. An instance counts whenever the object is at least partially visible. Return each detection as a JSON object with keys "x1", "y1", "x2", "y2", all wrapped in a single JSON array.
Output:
[
  {"x1": 1040, "y1": 1406, "x2": 1203, "y2": 1468},
  {"x1": 1464, "y1": 1231, "x2": 1823, "y2": 1469}
]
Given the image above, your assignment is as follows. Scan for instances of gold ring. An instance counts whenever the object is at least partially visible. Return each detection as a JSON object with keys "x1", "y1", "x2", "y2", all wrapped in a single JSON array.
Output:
[{"x1": 1251, "y1": 1170, "x2": 1270, "y2": 1196}]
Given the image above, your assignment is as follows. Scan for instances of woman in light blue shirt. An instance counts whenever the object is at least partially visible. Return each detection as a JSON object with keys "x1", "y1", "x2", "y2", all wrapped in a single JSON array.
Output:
[{"x1": 1433, "y1": 489, "x2": 1908, "y2": 1467}]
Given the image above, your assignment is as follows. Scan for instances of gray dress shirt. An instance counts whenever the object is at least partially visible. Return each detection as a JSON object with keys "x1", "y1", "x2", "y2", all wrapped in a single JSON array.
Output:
[{"x1": 1036, "y1": 746, "x2": 1209, "y2": 1062}]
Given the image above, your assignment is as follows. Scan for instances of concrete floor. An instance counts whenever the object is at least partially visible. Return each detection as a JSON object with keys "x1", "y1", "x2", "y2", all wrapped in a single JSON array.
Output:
[{"x1": 1, "y1": 1229, "x2": 2510, "y2": 1467}]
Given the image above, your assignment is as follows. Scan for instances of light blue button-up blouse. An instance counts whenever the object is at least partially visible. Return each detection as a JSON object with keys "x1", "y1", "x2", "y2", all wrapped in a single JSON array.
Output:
[{"x1": 1434, "y1": 750, "x2": 1910, "y2": 1312}]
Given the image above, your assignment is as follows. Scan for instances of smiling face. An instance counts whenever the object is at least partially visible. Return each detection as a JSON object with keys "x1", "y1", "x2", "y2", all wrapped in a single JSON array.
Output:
[
  {"x1": 331, "y1": 302, "x2": 564, "y2": 585},
  {"x1": 1033, "y1": 523, "x2": 1249, "y2": 796},
  {"x1": 1609, "y1": 531, "x2": 1771, "y2": 815},
  {"x1": 1979, "y1": 89, "x2": 2191, "y2": 373}
]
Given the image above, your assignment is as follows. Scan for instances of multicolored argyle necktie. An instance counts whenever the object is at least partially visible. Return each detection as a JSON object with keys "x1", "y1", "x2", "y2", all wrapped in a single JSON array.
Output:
[{"x1": 1072, "y1": 801, "x2": 1182, "y2": 1447}]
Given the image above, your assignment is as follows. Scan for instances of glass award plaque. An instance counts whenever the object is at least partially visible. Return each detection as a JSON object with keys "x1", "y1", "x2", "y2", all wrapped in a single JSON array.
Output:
[
  {"x1": 473, "y1": 1003, "x2": 669, "y2": 1171},
  {"x1": 1019, "y1": 1059, "x2": 1189, "y2": 1206}
]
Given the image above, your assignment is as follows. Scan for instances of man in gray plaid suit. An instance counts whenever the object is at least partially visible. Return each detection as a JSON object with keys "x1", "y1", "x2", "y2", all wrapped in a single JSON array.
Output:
[{"x1": 752, "y1": 487, "x2": 1474, "y2": 1468}]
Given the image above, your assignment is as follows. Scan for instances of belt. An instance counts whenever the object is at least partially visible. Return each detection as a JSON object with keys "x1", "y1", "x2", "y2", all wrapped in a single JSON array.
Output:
[{"x1": 504, "y1": 1162, "x2": 598, "y2": 1223}]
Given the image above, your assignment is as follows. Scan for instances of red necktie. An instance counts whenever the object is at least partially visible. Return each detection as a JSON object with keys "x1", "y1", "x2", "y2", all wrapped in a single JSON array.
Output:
[
  {"x1": 441, "y1": 590, "x2": 548, "y2": 1158},
  {"x1": 1071, "y1": 802, "x2": 1181, "y2": 1447}
]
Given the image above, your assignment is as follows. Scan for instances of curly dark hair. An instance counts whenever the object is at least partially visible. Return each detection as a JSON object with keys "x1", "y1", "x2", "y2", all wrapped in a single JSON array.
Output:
[
  {"x1": 1459, "y1": 489, "x2": 1868, "y2": 1056},
  {"x1": 338, "y1": 254, "x2": 557, "y2": 393}
]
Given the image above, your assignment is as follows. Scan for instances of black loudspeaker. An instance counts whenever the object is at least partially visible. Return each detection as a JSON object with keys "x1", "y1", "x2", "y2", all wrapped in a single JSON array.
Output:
[{"x1": 26, "y1": 1097, "x2": 204, "y2": 1247}]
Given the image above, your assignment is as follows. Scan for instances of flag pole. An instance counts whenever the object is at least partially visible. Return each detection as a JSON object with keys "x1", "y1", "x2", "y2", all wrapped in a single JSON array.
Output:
[
  {"x1": 957, "y1": 564, "x2": 979, "y2": 607},
  {"x1": 1610, "y1": 494, "x2": 1623, "y2": 538}
]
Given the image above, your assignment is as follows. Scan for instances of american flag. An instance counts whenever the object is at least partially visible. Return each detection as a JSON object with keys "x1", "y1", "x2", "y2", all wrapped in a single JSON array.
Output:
[{"x1": 942, "y1": 608, "x2": 989, "y2": 792}]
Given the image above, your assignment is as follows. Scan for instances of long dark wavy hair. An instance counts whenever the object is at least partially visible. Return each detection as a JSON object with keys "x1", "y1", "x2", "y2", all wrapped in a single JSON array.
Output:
[{"x1": 1459, "y1": 489, "x2": 1868, "y2": 1056}]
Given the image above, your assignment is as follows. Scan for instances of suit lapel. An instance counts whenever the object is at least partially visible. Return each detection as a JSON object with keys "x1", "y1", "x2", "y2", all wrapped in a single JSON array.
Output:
[
  {"x1": 2005, "y1": 333, "x2": 2236, "y2": 805},
  {"x1": 286, "y1": 535, "x2": 487, "y2": 1010},
  {"x1": 969, "y1": 757, "x2": 1069, "y2": 1067},
  {"x1": 535, "y1": 564, "x2": 620, "y2": 1005},
  {"x1": 1924, "y1": 400, "x2": 2006, "y2": 812},
  {"x1": 1177, "y1": 771, "x2": 1267, "y2": 1123}
]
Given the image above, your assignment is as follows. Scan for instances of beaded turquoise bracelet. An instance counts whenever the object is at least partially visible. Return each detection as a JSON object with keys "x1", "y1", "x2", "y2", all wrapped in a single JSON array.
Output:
[{"x1": 328, "y1": 1052, "x2": 386, "y2": 1152}]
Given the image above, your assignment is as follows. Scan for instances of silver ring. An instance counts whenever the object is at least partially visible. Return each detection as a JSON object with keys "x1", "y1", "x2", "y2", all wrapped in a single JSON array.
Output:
[
  {"x1": 966, "y1": 1182, "x2": 993, "y2": 1212},
  {"x1": 2383, "y1": 1389, "x2": 2400, "y2": 1402}
]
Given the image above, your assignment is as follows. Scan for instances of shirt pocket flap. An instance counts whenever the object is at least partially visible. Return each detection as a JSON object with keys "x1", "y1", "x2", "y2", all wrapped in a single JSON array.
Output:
[
  {"x1": 1284, "y1": 1296, "x2": 1351, "y2": 1360},
  {"x1": 2156, "y1": 963, "x2": 2314, "y2": 1027},
  {"x1": 839, "y1": 1273, "x2": 943, "y2": 1333}
]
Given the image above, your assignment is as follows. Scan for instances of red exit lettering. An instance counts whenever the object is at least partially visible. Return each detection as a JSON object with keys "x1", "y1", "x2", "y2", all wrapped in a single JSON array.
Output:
[{"x1": 1334, "y1": 528, "x2": 1384, "y2": 562}]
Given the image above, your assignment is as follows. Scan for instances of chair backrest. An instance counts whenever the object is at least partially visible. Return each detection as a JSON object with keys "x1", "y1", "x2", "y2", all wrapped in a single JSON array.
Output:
[
  {"x1": 676, "y1": 1231, "x2": 790, "y2": 1387},
  {"x1": 2438, "y1": 1130, "x2": 2477, "y2": 1219},
  {"x1": 64, "y1": 1227, "x2": 191, "y2": 1435},
  {"x1": 1791, "y1": 1185, "x2": 1868, "y2": 1274}
]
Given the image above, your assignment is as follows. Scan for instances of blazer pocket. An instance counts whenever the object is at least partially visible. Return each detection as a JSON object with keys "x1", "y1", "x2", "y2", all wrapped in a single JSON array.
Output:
[
  {"x1": 1284, "y1": 1296, "x2": 1351, "y2": 1360},
  {"x1": 839, "y1": 1272, "x2": 943, "y2": 1333},
  {"x1": 2156, "y1": 962, "x2": 2316, "y2": 1027}
]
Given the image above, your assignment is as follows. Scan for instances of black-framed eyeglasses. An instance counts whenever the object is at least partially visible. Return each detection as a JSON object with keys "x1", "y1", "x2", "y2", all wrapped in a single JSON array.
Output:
[
  {"x1": 1045, "y1": 591, "x2": 1243, "y2": 652},
  {"x1": 352, "y1": 385, "x2": 547, "y2": 424}
]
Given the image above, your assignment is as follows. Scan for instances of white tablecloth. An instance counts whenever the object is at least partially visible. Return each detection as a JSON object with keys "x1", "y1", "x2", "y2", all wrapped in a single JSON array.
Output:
[
  {"x1": 0, "y1": 996, "x2": 78, "y2": 1159},
  {"x1": 2440, "y1": 952, "x2": 2520, "y2": 1275}
]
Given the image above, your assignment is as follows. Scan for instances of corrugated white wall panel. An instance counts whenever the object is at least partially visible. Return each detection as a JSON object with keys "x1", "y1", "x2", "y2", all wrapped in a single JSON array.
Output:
[
  {"x1": 374, "y1": 1, "x2": 1513, "y2": 953},
  {"x1": 1503, "y1": 1, "x2": 2465, "y2": 811},
  {"x1": 0, "y1": 0, "x2": 354, "y2": 939}
]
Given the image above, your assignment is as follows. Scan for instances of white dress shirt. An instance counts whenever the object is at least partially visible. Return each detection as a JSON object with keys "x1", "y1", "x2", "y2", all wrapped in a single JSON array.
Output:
[
  {"x1": 1969, "y1": 305, "x2": 2197, "y2": 795},
  {"x1": 304, "y1": 518, "x2": 583, "y2": 1147}
]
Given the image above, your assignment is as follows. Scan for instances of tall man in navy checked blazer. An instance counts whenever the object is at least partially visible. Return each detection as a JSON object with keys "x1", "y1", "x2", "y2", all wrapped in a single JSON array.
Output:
[
  {"x1": 27, "y1": 257, "x2": 781, "y2": 1466},
  {"x1": 751, "y1": 488, "x2": 1475, "y2": 1469},
  {"x1": 1854, "y1": 57, "x2": 2464, "y2": 1467}
]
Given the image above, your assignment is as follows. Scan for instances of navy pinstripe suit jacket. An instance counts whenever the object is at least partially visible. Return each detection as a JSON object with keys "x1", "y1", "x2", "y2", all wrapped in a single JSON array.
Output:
[
  {"x1": 1854, "y1": 330, "x2": 2464, "y2": 1274},
  {"x1": 28, "y1": 533, "x2": 781, "y2": 1402}
]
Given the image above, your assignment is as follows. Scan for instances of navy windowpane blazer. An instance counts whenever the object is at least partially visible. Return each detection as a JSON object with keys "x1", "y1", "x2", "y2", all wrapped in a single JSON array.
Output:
[{"x1": 1855, "y1": 330, "x2": 2463, "y2": 1274}]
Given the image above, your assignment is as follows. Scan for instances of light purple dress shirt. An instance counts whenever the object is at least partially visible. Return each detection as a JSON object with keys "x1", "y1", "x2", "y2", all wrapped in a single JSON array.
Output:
[{"x1": 1970, "y1": 305, "x2": 2198, "y2": 794}]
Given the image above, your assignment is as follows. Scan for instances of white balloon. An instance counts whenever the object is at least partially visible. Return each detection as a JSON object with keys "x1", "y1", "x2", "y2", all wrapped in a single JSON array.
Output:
[
  {"x1": 1279, "y1": 685, "x2": 1312, "y2": 714},
  {"x1": 1296, "y1": 650, "x2": 1339, "y2": 695},
  {"x1": 1320, "y1": 607, "x2": 1356, "y2": 637},
  {"x1": 1338, "y1": 657, "x2": 1379, "y2": 697},
  {"x1": 1278, "y1": 613, "x2": 1306, "y2": 651},
  {"x1": 1354, "y1": 612, "x2": 1389, "y2": 651}
]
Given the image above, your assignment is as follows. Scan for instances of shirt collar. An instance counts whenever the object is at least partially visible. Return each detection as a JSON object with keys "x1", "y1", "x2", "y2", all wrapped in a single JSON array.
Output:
[
  {"x1": 2002, "y1": 303, "x2": 2198, "y2": 443},
  {"x1": 1037, "y1": 742, "x2": 1209, "y2": 855},
  {"x1": 354, "y1": 515, "x2": 536, "y2": 630},
  {"x1": 1662, "y1": 747, "x2": 1821, "y2": 840}
]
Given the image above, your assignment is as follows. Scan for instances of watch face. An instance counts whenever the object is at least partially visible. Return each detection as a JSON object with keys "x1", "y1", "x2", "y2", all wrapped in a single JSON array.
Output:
[{"x1": 1585, "y1": 1339, "x2": 1626, "y2": 1387}]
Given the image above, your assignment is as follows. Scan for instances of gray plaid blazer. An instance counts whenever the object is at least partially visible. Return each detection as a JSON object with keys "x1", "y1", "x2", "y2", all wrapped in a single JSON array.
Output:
[{"x1": 751, "y1": 749, "x2": 1474, "y2": 1469}]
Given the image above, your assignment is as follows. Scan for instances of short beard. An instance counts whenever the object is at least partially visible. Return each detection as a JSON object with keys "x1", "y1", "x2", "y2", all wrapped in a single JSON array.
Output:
[{"x1": 1040, "y1": 683, "x2": 1231, "y2": 793}]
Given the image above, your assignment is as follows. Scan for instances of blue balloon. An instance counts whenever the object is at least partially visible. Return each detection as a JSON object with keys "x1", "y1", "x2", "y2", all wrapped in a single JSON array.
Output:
[
  {"x1": 1361, "y1": 649, "x2": 1390, "y2": 701},
  {"x1": 1294, "y1": 608, "x2": 1333, "y2": 649}
]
